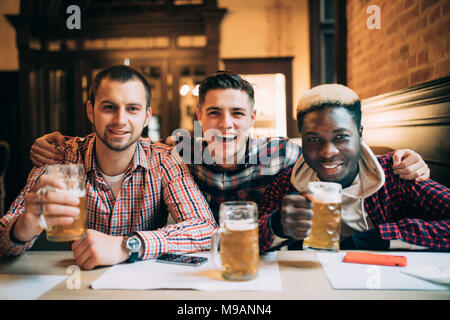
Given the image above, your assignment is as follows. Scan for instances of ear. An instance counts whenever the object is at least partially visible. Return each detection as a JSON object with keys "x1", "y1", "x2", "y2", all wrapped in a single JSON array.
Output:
[
  {"x1": 144, "y1": 107, "x2": 152, "y2": 127},
  {"x1": 86, "y1": 100, "x2": 94, "y2": 124},
  {"x1": 196, "y1": 106, "x2": 202, "y2": 122},
  {"x1": 249, "y1": 108, "x2": 257, "y2": 127}
]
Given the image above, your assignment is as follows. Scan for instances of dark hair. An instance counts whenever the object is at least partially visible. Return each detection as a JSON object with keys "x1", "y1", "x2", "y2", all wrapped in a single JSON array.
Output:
[
  {"x1": 198, "y1": 70, "x2": 255, "y2": 107},
  {"x1": 297, "y1": 101, "x2": 362, "y2": 133},
  {"x1": 88, "y1": 65, "x2": 152, "y2": 109}
]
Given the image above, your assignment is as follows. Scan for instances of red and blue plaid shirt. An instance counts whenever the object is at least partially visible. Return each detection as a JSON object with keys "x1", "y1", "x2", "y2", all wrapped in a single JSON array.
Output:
[
  {"x1": 0, "y1": 133, "x2": 217, "y2": 259},
  {"x1": 173, "y1": 135, "x2": 301, "y2": 223},
  {"x1": 258, "y1": 154, "x2": 450, "y2": 252}
]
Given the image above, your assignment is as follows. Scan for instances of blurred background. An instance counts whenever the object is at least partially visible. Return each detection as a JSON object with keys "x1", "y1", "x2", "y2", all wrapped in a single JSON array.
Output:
[{"x1": 0, "y1": 0, "x2": 449, "y2": 215}]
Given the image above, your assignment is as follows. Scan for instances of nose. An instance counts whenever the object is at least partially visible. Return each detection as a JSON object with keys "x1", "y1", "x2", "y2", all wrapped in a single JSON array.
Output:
[
  {"x1": 112, "y1": 107, "x2": 127, "y2": 126},
  {"x1": 219, "y1": 111, "x2": 234, "y2": 130},
  {"x1": 319, "y1": 141, "x2": 339, "y2": 158}
]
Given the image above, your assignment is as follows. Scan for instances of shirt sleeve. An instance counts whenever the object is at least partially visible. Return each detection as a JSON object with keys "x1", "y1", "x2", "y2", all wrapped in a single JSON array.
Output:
[
  {"x1": 376, "y1": 156, "x2": 450, "y2": 251},
  {"x1": 0, "y1": 166, "x2": 45, "y2": 256},
  {"x1": 284, "y1": 140, "x2": 302, "y2": 168},
  {"x1": 136, "y1": 151, "x2": 217, "y2": 260},
  {"x1": 258, "y1": 167, "x2": 294, "y2": 254}
]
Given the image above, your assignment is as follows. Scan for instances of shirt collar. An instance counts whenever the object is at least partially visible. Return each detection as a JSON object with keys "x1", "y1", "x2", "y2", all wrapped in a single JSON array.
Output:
[
  {"x1": 84, "y1": 135, "x2": 150, "y2": 175},
  {"x1": 200, "y1": 135, "x2": 255, "y2": 172}
]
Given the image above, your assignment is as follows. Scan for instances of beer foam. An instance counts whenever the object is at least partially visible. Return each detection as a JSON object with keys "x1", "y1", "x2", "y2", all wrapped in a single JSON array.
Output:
[
  {"x1": 60, "y1": 189, "x2": 86, "y2": 198},
  {"x1": 308, "y1": 182, "x2": 341, "y2": 203},
  {"x1": 224, "y1": 219, "x2": 257, "y2": 231}
]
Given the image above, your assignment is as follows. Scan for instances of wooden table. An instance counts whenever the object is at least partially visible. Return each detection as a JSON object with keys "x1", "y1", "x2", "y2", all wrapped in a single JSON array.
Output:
[{"x1": 0, "y1": 251, "x2": 448, "y2": 300}]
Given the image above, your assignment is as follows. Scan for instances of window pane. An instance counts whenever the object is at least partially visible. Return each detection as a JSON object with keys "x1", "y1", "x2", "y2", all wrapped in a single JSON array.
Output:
[
  {"x1": 322, "y1": 32, "x2": 335, "y2": 84},
  {"x1": 321, "y1": 0, "x2": 334, "y2": 22}
]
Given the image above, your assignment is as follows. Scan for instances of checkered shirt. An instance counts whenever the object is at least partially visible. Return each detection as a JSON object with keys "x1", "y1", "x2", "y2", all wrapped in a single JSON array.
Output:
[
  {"x1": 0, "y1": 133, "x2": 217, "y2": 259},
  {"x1": 258, "y1": 154, "x2": 450, "y2": 253},
  {"x1": 177, "y1": 136, "x2": 301, "y2": 223}
]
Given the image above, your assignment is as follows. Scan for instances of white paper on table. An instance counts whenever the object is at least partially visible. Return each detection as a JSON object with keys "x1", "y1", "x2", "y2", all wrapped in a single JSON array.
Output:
[
  {"x1": 0, "y1": 274, "x2": 67, "y2": 300},
  {"x1": 91, "y1": 252, "x2": 282, "y2": 291},
  {"x1": 401, "y1": 267, "x2": 450, "y2": 285},
  {"x1": 316, "y1": 251, "x2": 450, "y2": 290}
]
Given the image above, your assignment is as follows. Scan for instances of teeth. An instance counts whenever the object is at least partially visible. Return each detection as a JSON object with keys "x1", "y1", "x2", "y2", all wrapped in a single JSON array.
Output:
[
  {"x1": 322, "y1": 164, "x2": 341, "y2": 169},
  {"x1": 216, "y1": 135, "x2": 236, "y2": 142}
]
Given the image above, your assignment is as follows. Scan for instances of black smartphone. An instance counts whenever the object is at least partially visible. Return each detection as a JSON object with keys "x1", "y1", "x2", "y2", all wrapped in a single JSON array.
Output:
[{"x1": 155, "y1": 253, "x2": 208, "y2": 266}]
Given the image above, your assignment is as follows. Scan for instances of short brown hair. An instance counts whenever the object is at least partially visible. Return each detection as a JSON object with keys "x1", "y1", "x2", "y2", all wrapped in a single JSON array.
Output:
[
  {"x1": 88, "y1": 65, "x2": 152, "y2": 109},
  {"x1": 198, "y1": 70, "x2": 255, "y2": 108}
]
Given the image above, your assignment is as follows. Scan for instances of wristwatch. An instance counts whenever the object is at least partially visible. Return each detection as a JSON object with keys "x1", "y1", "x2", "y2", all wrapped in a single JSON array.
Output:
[{"x1": 123, "y1": 233, "x2": 142, "y2": 263}]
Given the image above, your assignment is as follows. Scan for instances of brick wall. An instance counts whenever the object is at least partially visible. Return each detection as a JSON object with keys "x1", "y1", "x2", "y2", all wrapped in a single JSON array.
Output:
[{"x1": 347, "y1": 0, "x2": 450, "y2": 99}]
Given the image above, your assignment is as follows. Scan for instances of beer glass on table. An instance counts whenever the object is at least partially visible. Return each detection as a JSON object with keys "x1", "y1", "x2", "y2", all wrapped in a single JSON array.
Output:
[
  {"x1": 303, "y1": 182, "x2": 342, "y2": 251},
  {"x1": 211, "y1": 201, "x2": 259, "y2": 281},
  {"x1": 39, "y1": 164, "x2": 87, "y2": 242}
]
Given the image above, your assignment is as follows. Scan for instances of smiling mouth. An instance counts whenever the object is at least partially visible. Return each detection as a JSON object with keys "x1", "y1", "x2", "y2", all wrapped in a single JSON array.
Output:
[
  {"x1": 108, "y1": 129, "x2": 130, "y2": 136},
  {"x1": 320, "y1": 163, "x2": 345, "y2": 175},
  {"x1": 214, "y1": 134, "x2": 237, "y2": 143}
]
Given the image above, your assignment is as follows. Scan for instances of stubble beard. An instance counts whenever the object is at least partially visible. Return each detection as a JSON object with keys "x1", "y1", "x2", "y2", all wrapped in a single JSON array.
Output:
[{"x1": 93, "y1": 123, "x2": 140, "y2": 152}]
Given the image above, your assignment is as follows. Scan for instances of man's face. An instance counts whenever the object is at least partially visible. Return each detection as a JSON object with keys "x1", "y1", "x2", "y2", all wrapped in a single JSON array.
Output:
[
  {"x1": 301, "y1": 107, "x2": 362, "y2": 188},
  {"x1": 87, "y1": 77, "x2": 151, "y2": 152},
  {"x1": 196, "y1": 88, "x2": 256, "y2": 167}
]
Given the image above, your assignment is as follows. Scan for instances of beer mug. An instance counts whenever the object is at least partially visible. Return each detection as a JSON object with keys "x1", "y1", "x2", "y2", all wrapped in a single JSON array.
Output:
[
  {"x1": 303, "y1": 182, "x2": 342, "y2": 251},
  {"x1": 38, "y1": 164, "x2": 87, "y2": 242},
  {"x1": 211, "y1": 201, "x2": 259, "y2": 281}
]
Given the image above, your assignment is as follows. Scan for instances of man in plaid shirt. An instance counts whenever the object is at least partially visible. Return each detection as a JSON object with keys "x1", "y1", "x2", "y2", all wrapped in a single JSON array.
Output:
[
  {"x1": 259, "y1": 84, "x2": 449, "y2": 252},
  {"x1": 30, "y1": 72, "x2": 431, "y2": 226},
  {"x1": 0, "y1": 66, "x2": 216, "y2": 269}
]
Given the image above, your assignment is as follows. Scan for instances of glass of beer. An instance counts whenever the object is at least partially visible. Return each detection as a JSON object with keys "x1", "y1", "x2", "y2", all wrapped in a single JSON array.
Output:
[
  {"x1": 210, "y1": 201, "x2": 259, "y2": 281},
  {"x1": 40, "y1": 164, "x2": 87, "y2": 242},
  {"x1": 303, "y1": 182, "x2": 342, "y2": 251}
]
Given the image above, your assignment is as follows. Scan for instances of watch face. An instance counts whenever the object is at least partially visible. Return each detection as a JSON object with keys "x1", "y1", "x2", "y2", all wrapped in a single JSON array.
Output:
[{"x1": 126, "y1": 237, "x2": 141, "y2": 252}]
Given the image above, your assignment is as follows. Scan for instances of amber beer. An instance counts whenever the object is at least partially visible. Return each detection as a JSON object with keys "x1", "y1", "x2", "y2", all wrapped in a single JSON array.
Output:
[
  {"x1": 303, "y1": 182, "x2": 342, "y2": 251},
  {"x1": 43, "y1": 164, "x2": 87, "y2": 242},
  {"x1": 46, "y1": 192, "x2": 87, "y2": 242},
  {"x1": 211, "y1": 201, "x2": 259, "y2": 281},
  {"x1": 220, "y1": 221, "x2": 259, "y2": 280}
]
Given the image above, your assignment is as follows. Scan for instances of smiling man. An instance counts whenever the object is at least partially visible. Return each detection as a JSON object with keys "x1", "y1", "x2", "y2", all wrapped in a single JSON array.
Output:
[
  {"x1": 259, "y1": 84, "x2": 450, "y2": 252},
  {"x1": 197, "y1": 86, "x2": 256, "y2": 169},
  {"x1": 0, "y1": 65, "x2": 216, "y2": 269},
  {"x1": 29, "y1": 72, "x2": 431, "y2": 226}
]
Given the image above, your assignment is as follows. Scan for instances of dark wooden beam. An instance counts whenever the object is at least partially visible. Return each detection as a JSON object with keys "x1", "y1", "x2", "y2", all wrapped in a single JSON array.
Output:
[{"x1": 334, "y1": 0, "x2": 347, "y2": 85}]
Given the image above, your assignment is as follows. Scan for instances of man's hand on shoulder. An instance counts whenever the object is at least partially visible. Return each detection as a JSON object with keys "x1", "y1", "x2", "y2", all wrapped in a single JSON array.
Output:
[
  {"x1": 392, "y1": 149, "x2": 430, "y2": 182},
  {"x1": 30, "y1": 131, "x2": 66, "y2": 167}
]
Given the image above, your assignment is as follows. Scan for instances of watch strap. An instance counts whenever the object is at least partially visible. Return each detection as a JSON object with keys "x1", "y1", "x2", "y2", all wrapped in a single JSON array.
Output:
[
  {"x1": 127, "y1": 250, "x2": 139, "y2": 263},
  {"x1": 125, "y1": 233, "x2": 141, "y2": 263}
]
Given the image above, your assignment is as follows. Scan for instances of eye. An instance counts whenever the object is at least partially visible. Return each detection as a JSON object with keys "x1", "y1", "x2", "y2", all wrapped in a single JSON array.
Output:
[
  {"x1": 207, "y1": 111, "x2": 220, "y2": 116},
  {"x1": 103, "y1": 105, "x2": 114, "y2": 111},
  {"x1": 233, "y1": 111, "x2": 246, "y2": 117},
  {"x1": 307, "y1": 137, "x2": 320, "y2": 143},
  {"x1": 128, "y1": 106, "x2": 139, "y2": 112},
  {"x1": 335, "y1": 134, "x2": 350, "y2": 141}
]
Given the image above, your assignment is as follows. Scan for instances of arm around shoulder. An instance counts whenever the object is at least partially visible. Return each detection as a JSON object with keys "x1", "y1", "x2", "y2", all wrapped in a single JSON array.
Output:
[{"x1": 375, "y1": 155, "x2": 450, "y2": 251}]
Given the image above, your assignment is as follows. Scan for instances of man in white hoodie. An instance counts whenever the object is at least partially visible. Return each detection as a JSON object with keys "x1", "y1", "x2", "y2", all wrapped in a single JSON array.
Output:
[{"x1": 259, "y1": 84, "x2": 450, "y2": 252}]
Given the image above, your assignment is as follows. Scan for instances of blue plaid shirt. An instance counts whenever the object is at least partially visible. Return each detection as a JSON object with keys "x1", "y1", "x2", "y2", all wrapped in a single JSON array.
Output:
[{"x1": 170, "y1": 135, "x2": 301, "y2": 223}]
